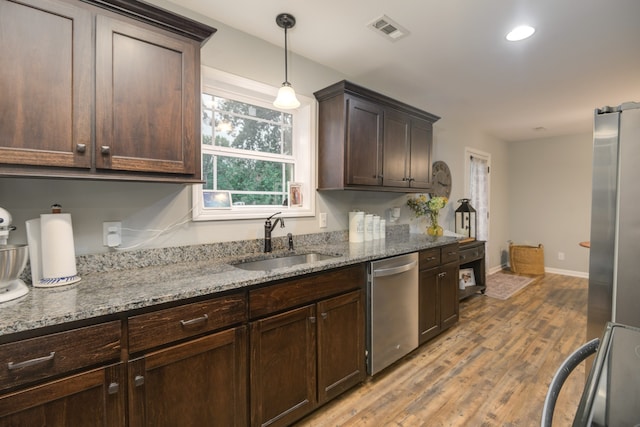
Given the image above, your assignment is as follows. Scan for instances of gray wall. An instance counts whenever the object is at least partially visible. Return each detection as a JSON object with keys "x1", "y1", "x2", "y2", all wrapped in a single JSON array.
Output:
[
  {"x1": 0, "y1": 0, "x2": 579, "y2": 275},
  {"x1": 507, "y1": 133, "x2": 592, "y2": 276}
]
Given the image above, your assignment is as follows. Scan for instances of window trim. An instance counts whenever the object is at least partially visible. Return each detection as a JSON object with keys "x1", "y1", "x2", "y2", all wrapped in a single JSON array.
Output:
[{"x1": 192, "y1": 68, "x2": 316, "y2": 221}]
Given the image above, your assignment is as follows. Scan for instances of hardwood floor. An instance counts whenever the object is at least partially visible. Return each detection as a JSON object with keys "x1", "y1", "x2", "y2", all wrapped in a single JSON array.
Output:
[{"x1": 295, "y1": 273, "x2": 588, "y2": 427}]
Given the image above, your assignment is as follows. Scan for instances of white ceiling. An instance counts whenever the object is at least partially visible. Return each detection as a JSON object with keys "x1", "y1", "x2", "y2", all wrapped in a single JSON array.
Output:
[{"x1": 166, "y1": 0, "x2": 640, "y2": 142}]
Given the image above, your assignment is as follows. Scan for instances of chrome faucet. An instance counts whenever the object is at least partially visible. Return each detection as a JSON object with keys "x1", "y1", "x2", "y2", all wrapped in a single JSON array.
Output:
[{"x1": 264, "y1": 212, "x2": 285, "y2": 253}]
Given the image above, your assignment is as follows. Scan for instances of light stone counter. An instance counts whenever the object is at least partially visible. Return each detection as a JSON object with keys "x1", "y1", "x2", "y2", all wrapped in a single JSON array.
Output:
[{"x1": 0, "y1": 227, "x2": 459, "y2": 337}]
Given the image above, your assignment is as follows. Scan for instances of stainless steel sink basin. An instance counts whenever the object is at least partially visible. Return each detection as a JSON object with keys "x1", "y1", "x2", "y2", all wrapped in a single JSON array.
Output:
[{"x1": 232, "y1": 253, "x2": 340, "y2": 271}]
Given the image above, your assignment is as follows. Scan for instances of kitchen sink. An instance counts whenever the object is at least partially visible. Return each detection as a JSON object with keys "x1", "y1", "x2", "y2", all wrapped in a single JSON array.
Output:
[{"x1": 231, "y1": 253, "x2": 340, "y2": 271}]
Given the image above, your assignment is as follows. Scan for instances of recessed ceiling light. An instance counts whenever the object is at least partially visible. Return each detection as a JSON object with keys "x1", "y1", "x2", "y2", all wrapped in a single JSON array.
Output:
[{"x1": 506, "y1": 25, "x2": 535, "y2": 41}]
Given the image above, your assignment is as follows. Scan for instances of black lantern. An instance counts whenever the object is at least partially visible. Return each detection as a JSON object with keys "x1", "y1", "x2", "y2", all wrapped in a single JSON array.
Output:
[{"x1": 455, "y1": 199, "x2": 477, "y2": 239}]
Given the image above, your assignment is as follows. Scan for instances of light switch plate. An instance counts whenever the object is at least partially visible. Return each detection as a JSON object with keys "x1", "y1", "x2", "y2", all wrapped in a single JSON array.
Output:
[{"x1": 319, "y1": 212, "x2": 328, "y2": 228}]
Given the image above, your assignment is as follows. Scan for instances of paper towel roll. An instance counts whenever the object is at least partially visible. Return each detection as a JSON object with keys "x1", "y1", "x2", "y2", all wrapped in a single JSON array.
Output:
[
  {"x1": 349, "y1": 212, "x2": 364, "y2": 243},
  {"x1": 38, "y1": 213, "x2": 80, "y2": 286}
]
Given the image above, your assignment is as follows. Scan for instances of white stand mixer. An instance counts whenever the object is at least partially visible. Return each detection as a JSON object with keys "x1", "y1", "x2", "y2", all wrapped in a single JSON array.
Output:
[{"x1": 0, "y1": 207, "x2": 30, "y2": 303}]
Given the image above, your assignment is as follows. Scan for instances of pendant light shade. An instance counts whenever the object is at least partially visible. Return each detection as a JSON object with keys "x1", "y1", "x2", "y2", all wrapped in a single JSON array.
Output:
[{"x1": 273, "y1": 13, "x2": 300, "y2": 109}]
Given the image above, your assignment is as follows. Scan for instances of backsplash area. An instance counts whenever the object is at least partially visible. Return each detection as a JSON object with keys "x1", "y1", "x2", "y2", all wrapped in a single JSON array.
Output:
[{"x1": 20, "y1": 225, "x2": 409, "y2": 283}]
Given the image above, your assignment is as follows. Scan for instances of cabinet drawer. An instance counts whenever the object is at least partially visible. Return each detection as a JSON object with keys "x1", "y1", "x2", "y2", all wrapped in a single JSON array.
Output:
[
  {"x1": 128, "y1": 293, "x2": 247, "y2": 354},
  {"x1": 440, "y1": 244, "x2": 460, "y2": 265},
  {"x1": 0, "y1": 321, "x2": 121, "y2": 392},
  {"x1": 250, "y1": 264, "x2": 365, "y2": 319},
  {"x1": 419, "y1": 248, "x2": 440, "y2": 270},
  {"x1": 459, "y1": 245, "x2": 484, "y2": 264}
]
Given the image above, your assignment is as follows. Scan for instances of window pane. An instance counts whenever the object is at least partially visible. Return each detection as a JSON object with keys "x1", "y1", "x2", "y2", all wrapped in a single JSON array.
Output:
[
  {"x1": 215, "y1": 155, "x2": 294, "y2": 206},
  {"x1": 203, "y1": 94, "x2": 293, "y2": 155}
]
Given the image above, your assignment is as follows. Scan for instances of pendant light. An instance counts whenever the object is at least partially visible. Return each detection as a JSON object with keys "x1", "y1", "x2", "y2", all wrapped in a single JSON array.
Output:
[{"x1": 273, "y1": 13, "x2": 301, "y2": 109}]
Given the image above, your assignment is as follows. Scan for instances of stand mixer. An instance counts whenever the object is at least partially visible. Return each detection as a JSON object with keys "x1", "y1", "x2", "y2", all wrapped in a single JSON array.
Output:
[{"x1": 0, "y1": 207, "x2": 30, "y2": 303}]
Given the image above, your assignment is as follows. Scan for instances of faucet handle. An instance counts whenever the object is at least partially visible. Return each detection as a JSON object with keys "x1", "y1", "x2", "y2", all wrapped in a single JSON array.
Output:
[
  {"x1": 280, "y1": 218, "x2": 285, "y2": 227},
  {"x1": 267, "y1": 212, "x2": 282, "y2": 221}
]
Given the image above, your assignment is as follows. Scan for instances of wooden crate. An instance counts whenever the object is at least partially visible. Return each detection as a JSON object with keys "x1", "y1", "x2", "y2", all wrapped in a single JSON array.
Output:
[{"x1": 509, "y1": 243, "x2": 545, "y2": 275}]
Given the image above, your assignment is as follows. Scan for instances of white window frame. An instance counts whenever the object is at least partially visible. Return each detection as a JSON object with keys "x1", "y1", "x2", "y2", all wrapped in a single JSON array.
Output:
[{"x1": 192, "y1": 68, "x2": 316, "y2": 221}]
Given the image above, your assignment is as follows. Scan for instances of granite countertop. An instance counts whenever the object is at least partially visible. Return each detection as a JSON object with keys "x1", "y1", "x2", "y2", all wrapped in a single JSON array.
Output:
[{"x1": 0, "y1": 232, "x2": 459, "y2": 337}]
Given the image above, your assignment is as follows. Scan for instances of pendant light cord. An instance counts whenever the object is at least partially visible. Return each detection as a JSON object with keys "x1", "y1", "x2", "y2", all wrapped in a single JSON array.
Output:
[{"x1": 283, "y1": 25, "x2": 289, "y2": 84}]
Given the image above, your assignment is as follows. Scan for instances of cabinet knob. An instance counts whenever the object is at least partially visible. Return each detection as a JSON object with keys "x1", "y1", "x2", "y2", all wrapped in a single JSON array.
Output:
[
  {"x1": 134, "y1": 375, "x2": 145, "y2": 387},
  {"x1": 76, "y1": 143, "x2": 86, "y2": 153},
  {"x1": 101, "y1": 146, "x2": 111, "y2": 155},
  {"x1": 309, "y1": 316, "x2": 316, "y2": 324},
  {"x1": 107, "y1": 382, "x2": 119, "y2": 395},
  {"x1": 321, "y1": 312, "x2": 328, "y2": 320}
]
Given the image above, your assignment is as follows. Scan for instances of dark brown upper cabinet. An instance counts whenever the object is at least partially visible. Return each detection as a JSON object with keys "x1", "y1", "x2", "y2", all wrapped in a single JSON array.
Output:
[
  {"x1": 0, "y1": 0, "x2": 216, "y2": 183},
  {"x1": 314, "y1": 80, "x2": 439, "y2": 192}
]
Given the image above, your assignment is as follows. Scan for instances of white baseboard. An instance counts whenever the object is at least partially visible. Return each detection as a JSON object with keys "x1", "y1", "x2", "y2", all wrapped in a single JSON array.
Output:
[{"x1": 489, "y1": 264, "x2": 588, "y2": 278}]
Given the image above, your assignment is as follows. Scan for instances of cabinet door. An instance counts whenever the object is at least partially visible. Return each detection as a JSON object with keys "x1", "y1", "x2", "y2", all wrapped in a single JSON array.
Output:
[
  {"x1": 0, "y1": 363, "x2": 124, "y2": 427},
  {"x1": 419, "y1": 267, "x2": 441, "y2": 344},
  {"x1": 317, "y1": 290, "x2": 365, "y2": 404},
  {"x1": 95, "y1": 15, "x2": 199, "y2": 176},
  {"x1": 345, "y1": 96, "x2": 383, "y2": 186},
  {"x1": 128, "y1": 326, "x2": 247, "y2": 427},
  {"x1": 439, "y1": 262, "x2": 460, "y2": 330},
  {"x1": 0, "y1": 0, "x2": 92, "y2": 169},
  {"x1": 408, "y1": 117, "x2": 433, "y2": 188},
  {"x1": 250, "y1": 305, "x2": 317, "y2": 427},
  {"x1": 383, "y1": 109, "x2": 410, "y2": 188}
]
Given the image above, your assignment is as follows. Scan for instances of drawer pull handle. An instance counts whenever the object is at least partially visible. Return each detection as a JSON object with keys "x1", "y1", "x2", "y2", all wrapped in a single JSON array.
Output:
[
  {"x1": 7, "y1": 352, "x2": 55, "y2": 371},
  {"x1": 438, "y1": 272, "x2": 447, "y2": 278},
  {"x1": 460, "y1": 255, "x2": 466, "y2": 260},
  {"x1": 426, "y1": 256, "x2": 437, "y2": 261},
  {"x1": 134, "y1": 375, "x2": 145, "y2": 387},
  {"x1": 180, "y1": 314, "x2": 208, "y2": 327},
  {"x1": 108, "y1": 382, "x2": 119, "y2": 395},
  {"x1": 447, "y1": 251, "x2": 457, "y2": 256}
]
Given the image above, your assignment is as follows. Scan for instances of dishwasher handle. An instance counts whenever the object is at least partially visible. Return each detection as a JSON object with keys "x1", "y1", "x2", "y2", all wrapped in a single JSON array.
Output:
[{"x1": 372, "y1": 260, "x2": 417, "y2": 277}]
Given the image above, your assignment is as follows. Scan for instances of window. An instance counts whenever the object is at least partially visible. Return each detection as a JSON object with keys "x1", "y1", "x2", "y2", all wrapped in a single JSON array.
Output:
[{"x1": 192, "y1": 68, "x2": 316, "y2": 221}]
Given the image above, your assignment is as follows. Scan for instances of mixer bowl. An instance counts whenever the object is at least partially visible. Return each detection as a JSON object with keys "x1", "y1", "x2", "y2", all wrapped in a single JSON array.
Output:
[{"x1": 0, "y1": 244, "x2": 29, "y2": 286}]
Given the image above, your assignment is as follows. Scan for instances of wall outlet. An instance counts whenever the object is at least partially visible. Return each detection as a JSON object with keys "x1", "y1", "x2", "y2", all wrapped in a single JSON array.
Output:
[
  {"x1": 319, "y1": 212, "x2": 328, "y2": 228},
  {"x1": 558, "y1": 251, "x2": 565, "y2": 261},
  {"x1": 103, "y1": 221, "x2": 122, "y2": 247}
]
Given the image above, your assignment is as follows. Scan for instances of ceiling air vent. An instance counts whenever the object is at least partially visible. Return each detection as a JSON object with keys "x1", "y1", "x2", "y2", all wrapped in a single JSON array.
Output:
[{"x1": 368, "y1": 15, "x2": 409, "y2": 41}]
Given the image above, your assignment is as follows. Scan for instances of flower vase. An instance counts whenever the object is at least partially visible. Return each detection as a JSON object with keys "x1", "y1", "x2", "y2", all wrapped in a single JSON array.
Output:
[{"x1": 427, "y1": 212, "x2": 443, "y2": 236}]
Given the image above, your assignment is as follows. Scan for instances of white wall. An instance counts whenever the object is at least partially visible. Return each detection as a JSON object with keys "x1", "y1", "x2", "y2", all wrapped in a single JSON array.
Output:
[
  {"x1": 1, "y1": 0, "x2": 512, "y2": 272},
  {"x1": 508, "y1": 133, "x2": 592, "y2": 275}
]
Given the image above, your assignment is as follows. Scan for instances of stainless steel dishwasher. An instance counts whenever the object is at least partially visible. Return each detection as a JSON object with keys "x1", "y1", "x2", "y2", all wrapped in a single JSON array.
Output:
[{"x1": 367, "y1": 252, "x2": 419, "y2": 375}]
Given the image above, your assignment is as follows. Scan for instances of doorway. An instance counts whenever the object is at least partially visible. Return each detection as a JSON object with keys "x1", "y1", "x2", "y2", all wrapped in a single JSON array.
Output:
[{"x1": 464, "y1": 147, "x2": 490, "y2": 243}]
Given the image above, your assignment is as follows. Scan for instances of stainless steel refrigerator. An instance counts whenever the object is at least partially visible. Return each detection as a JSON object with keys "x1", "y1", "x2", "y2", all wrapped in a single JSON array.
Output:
[{"x1": 588, "y1": 102, "x2": 640, "y2": 342}]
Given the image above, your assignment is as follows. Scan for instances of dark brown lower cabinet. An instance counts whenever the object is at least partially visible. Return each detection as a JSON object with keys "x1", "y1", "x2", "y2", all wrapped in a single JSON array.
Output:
[
  {"x1": 0, "y1": 363, "x2": 125, "y2": 427},
  {"x1": 128, "y1": 326, "x2": 247, "y2": 427},
  {"x1": 419, "y1": 247, "x2": 460, "y2": 345},
  {"x1": 250, "y1": 305, "x2": 317, "y2": 427},
  {"x1": 250, "y1": 290, "x2": 365, "y2": 427},
  {"x1": 317, "y1": 291, "x2": 365, "y2": 404}
]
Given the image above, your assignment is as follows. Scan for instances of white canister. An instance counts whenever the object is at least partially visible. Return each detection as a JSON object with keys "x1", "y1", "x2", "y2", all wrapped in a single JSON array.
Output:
[
  {"x1": 372, "y1": 215, "x2": 380, "y2": 239},
  {"x1": 380, "y1": 219, "x2": 386, "y2": 239},
  {"x1": 349, "y1": 211, "x2": 365, "y2": 243},
  {"x1": 364, "y1": 214, "x2": 373, "y2": 241}
]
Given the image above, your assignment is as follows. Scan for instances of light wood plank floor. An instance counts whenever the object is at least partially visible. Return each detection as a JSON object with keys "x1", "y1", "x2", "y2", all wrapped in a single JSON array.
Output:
[{"x1": 295, "y1": 273, "x2": 588, "y2": 427}]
